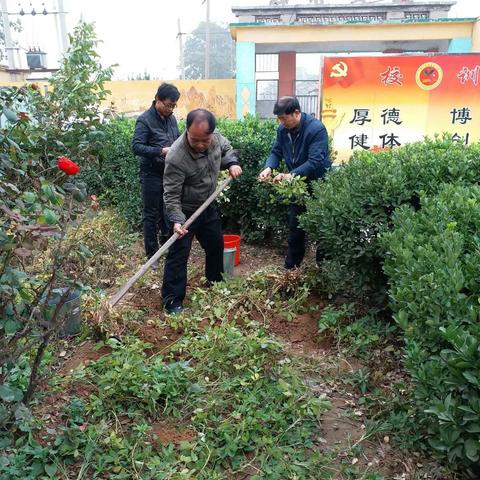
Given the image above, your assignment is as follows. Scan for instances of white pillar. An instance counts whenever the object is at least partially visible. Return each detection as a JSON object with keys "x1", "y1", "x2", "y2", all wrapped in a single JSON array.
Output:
[{"x1": 0, "y1": 0, "x2": 16, "y2": 69}]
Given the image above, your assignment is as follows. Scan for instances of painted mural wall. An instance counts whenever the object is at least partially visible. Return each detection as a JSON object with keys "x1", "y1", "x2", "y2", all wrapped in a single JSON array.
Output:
[
  {"x1": 103, "y1": 80, "x2": 236, "y2": 119},
  {"x1": 0, "y1": 79, "x2": 237, "y2": 119}
]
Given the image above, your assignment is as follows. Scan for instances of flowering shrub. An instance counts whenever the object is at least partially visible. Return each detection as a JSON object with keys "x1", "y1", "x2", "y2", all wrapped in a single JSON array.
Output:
[{"x1": 0, "y1": 21, "x2": 112, "y2": 430}]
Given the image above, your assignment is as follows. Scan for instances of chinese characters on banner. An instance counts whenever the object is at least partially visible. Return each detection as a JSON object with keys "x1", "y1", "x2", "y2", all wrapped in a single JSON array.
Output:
[{"x1": 321, "y1": 55, "x2": 480, "y2": 163}]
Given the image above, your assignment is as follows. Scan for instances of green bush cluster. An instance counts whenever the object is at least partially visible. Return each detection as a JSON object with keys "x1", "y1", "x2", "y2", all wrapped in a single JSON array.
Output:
[
  {"x1": 214, "y1": 116, "x2": 288, "y2": 241},
  {"x1": 80, "y1": 118, "x2": 142, "y2": 228},
  {"x1": 301, "y1": 136, "x2": 480, "y2": 301},
  {"x1": 1, "y1": 325, "x2": 329, "y2": 479},
  {"x1": 85, "y1": 338, "x2": 194, "y2": 417},
  {"x1": 382, "y1": 184, "x2": 480, "y2": 471},
  {"x1": 302, "y1": 136, "x2": 480, "y2": 471}
]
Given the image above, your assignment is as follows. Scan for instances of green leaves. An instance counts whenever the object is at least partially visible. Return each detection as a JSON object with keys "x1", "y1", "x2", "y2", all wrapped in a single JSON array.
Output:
[
  {"x1": 22, "y1": 191, "x2": 36, "y2": 204},
  {"x1": 44, "y1": 462, "x2": 58, "y2": 477},
  {"x1": 3, "y1": 318, "x2": 21, "y2": 334},
  {"x1": 86, "y1": 339, "x2": 193, "y2": 417},
  {"x1": 0, "y1": 384, "x2": 23, "y2": 402},
  {"x1": 301, "y1": 136, "x2": 480, "y2": 302},
  {"x1": 464, "y1": 438, "x2": 480, "y2": 462},
  {"x1": 41, "y1": 208, "x2": 59, "y2": 225},
  {"x1": 384, "y1": 184, "x2": 480, "y2": 469},
  {"x1": 3, "y1": 107, "x2": 18, "y2": 123}
]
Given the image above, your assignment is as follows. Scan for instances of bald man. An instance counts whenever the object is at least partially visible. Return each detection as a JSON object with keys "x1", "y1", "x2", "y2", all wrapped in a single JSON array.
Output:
[{"x1": 162, "y1": 108, "x2": 242, "y2": 315}]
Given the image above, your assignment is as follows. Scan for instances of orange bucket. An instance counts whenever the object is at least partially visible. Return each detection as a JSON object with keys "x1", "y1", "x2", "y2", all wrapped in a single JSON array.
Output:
[{"x1": 223, "y1": 234, "x2": 241, "y2": 266}]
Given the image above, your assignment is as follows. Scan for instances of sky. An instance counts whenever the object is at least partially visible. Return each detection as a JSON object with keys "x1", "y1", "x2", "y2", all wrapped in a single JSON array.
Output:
[{"x1": 4, "y1": 0, "x2": 480, "y2": 79}]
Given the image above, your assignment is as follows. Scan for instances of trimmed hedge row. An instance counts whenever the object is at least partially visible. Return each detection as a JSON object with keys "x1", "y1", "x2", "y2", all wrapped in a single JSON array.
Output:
[
  {"x1": 301, "y1": 136, "x2": 480, "y2": 302},
  {"x1": 81, "y1": 116, "x2": 286, "y2": 241},
  {"x1": 302, "y1": 136, "x2": 480, "y2": 472},
  {"x1": 383, "y1": 184, "x2": 480, "y2": 470}
]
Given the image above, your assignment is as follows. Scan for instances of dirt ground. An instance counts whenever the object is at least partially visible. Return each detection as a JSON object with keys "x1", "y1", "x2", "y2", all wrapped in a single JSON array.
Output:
[{"x1": 49, "y1": 239, "x2": 451, "y2": 479}]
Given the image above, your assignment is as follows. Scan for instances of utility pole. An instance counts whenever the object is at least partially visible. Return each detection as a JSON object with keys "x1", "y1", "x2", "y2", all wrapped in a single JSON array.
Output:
[
  {"x1": 177, "y1": 18, "x2": 185, "y2": 80},
  {"x1": 204, "y1": 0, "x2": 210, "y2": 79},
  {"x1": 57, "y1": 0, "x2": 69, "y2": 54},
  {"x1": 1, "y1": 0, "x2": 16, "y2": 68}
]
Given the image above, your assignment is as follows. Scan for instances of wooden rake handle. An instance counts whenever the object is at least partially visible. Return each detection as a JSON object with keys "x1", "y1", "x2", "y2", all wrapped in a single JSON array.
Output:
[{"x1": 108, "y1": 176, "x2": 232, "y2": 308}]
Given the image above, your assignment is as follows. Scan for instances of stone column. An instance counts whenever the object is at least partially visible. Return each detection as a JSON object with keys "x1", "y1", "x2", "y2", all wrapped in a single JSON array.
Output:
[{"x1": 279, "y1": 52, "x2": 296, "y2": 96}]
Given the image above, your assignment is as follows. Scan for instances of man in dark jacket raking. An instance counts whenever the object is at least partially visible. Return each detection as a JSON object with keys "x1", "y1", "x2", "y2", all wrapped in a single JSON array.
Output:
[
  {"x1": 259, "y1": 96, "x2": 331, "y2": 269},
  {"x1": 132, "y1": 83, "x2": 180, "y2": 267}
]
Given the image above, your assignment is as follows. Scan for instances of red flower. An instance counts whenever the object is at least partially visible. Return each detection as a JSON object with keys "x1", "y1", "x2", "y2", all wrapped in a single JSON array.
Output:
[
  {"x1": 30, "y1": 83, "x2": 39, "y2": 91},
  {"x1": 18, "y1": 111, "x2": 29, "y2": 121},
  {"x1": 57, "y1": 157, "x2": 80, "y2": 175}
]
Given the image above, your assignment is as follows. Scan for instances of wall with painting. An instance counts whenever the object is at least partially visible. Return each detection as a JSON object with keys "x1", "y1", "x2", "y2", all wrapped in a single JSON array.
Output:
[{"x1": 103, "y1": 79, "x2": 236, "y2": 119}]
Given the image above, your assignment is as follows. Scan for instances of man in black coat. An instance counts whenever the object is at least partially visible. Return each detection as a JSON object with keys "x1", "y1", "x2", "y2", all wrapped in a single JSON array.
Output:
[{"x1": 132, "y1": 83, "x2": 180, "y2": 267}]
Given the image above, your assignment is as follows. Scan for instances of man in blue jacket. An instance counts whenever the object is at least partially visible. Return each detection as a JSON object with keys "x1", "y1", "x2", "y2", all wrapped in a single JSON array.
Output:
[
  {"x1": 259, "y1": 96, "x2": 331, "y2": 269},
  {"x1": 132, "y1": 83, "x2": 180, "y2": 267}
]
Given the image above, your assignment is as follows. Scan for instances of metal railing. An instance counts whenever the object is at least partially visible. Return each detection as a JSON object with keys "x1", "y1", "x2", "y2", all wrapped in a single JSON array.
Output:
[{"x1": 297, "y1": 95, "x2": 319, "y2": 117}]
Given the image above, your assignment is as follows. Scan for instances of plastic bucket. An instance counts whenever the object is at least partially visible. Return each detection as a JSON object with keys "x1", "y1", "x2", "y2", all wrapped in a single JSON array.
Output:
[
  {"x1": 42, "y1": 288, "x2": 82, "y2": 337},
  {"x1": 223, "y1": 247, "x2": 236, "y2": 277},
  {"x1": 223, "y1": 234, "x2": 240, "y2": 266}
]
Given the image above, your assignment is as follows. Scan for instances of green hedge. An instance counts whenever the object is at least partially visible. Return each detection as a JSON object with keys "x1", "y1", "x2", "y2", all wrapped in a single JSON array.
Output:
[
  {"x1": 80, "y1": 118, "x2": 141, "y2": 228},
  {"x1": 81, "y1": 116, "x2": 286, "y2": 240},
  {"x1": 214, "y1": 116, "x2": 288, "y2": 241},
  {"x1": 301, "y1": 136, "x2": 480, "y2": 302},
  {"x1": 382, "y1": 184, "x2": 480, "y2": 471}
]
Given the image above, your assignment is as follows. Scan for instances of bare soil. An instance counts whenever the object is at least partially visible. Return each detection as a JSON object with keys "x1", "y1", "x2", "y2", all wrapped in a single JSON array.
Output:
[
  {"x1": 150, "y1": 419, "x2": 197, "y2": 446},
  {"x1": 59, "y1": 340, "x2": 111, "y2": 375},
  {"x1": 134, "y1": 323, "x2": 182, "y2": 355}
]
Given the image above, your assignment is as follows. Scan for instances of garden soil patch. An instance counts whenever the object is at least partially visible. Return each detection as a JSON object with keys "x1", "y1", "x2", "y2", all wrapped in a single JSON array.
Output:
[
  {"x1": 268, "y1": 311, "x2": 330, "y2": 353},
  {"x1": 319, "y1": 397, "x2": 364, "y2": 447},
  {"x1": 134, "y1": 323, "x2": 182, "y2": 354},
  {"x1": 125, "y1": 285, "x2": 163, "y2": 314},
  {"x1": 48, "y1": 241, "x2": 451, "y2": 479},
  {"x1": 232, "y1": 241, "x2": 285, "y2": 276},
  {"x1": 150, "y1": 419, "x2": 196, "y2": 446},
  {"x1": 60, "y1": 340, "x2": 111, "y2": 375}
]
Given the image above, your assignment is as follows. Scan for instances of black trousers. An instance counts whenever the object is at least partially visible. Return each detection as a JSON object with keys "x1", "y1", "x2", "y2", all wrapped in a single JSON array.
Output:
[
  {"x1": 285, "y1": 203, "x2": 307, "y2": 269},
  {"x1": 162, "y1": 205, "x2": 223, "y2": 308},
  {"x1": 141, "y1": 172, "x2": 169, "y2": 259},
  {"x1": 285, "y1": 203, "x2": 325, "y2": 269}
]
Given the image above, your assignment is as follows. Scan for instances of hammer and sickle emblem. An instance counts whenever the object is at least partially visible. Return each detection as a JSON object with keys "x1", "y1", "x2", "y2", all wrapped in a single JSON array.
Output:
[{"x1": 330, "y1": 61, "x2": 348, "y2": 78}]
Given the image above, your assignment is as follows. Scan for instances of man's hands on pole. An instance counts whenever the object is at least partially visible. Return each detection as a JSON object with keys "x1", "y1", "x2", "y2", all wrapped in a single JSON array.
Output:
[
  {"x1": 174, "y1": 165, "x2": 242, "y2": 239},
  {"x1": 173, "y1": 223, "x2": 188, "y2": 239},
  {"x1": 229, "y1": 165, "x2": 242, "y2": 179}
]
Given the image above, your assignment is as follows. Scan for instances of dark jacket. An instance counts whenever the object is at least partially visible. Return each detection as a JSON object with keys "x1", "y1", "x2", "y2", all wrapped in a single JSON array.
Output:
[
  {"x1": 163, "y1": 131, "x2": 239, "y2": 224},
  {"x1": 132, "y1": 102, "x2": 180, "y2": 176},
  {"x1": 266, "y1": 113, "x2": 331, "y2": 180}
]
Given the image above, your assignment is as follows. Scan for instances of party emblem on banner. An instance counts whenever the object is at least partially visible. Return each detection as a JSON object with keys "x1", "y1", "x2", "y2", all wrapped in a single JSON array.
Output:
[
  {"x1": 416, "y1": 62, "x2": 443, "y2": 90},
  {"x1": 330, "y1": 61, "x2": 348, "y2": 78}
]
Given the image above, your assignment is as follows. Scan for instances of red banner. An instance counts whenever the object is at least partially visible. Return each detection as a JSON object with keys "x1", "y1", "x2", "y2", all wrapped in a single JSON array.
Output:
[{"x1": 322, "y1": 54, "x2": 480, "y2": 162}]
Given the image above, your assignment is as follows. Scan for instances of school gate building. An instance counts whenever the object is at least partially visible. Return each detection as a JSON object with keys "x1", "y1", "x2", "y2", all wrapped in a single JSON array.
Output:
[{"x1": 230, "y1": 1, "x2": 480, "y2": 119}]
